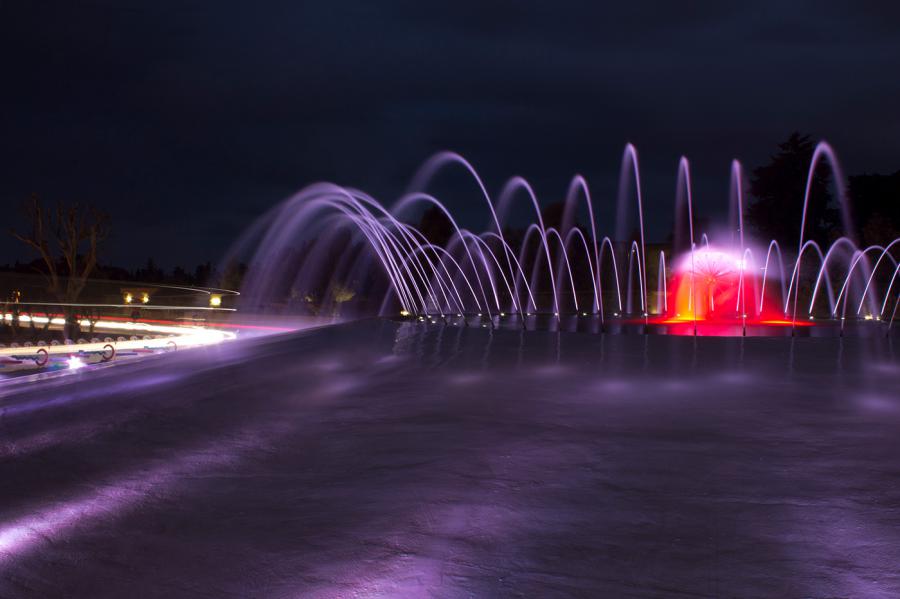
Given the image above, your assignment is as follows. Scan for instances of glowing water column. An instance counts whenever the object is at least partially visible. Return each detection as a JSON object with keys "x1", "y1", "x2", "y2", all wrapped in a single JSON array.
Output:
[{"x1": 667, "y1": 248, "x2": 746, "y2": 321}]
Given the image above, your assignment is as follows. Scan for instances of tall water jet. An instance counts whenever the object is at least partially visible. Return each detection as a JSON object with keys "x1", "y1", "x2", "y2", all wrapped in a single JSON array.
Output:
[{"x1": 615, "y1": 144, "x2": 648, "y2": 322}]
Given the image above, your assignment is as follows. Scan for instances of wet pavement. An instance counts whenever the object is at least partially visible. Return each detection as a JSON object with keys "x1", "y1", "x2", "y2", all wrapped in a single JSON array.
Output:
[{"x1": 1, "y1": 320, "x2": 899, "y2": 598}]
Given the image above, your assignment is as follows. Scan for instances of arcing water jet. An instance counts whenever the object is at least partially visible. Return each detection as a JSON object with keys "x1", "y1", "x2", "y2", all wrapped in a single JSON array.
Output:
[{"x1": 232, "y1": 142, "x2": 899, "y2": 336}]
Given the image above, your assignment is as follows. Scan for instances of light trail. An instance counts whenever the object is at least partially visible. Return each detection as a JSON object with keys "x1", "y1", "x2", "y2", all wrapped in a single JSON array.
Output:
[
  {"x1": 0, "y1": 312, "x2": 236, "y2": 374},
  {"x1": 7, "y1": 301, "x2": 235, "y2": 311}
]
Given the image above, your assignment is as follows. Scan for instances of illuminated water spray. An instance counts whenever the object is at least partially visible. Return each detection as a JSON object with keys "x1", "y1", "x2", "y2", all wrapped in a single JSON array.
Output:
[
  {"x1": 231, "y1": 141, "x2": 900, "y2": 336},
  {"x1": 668, "y1": 248, "x2": 747, "y2": 321}
]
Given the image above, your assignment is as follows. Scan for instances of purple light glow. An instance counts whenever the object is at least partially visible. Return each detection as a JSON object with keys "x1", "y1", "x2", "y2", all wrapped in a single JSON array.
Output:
[{"x1": 233, "y1": 144, "x2": 899, "y2": 336}]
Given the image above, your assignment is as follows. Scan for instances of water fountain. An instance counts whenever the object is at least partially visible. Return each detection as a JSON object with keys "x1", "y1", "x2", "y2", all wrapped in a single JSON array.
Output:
[
  {"x1": 9, "y1": 150, "x2": 900, "y2": 599},
  {"x1": 232, "y1": 142, "x2": 899, "y2": 337}
]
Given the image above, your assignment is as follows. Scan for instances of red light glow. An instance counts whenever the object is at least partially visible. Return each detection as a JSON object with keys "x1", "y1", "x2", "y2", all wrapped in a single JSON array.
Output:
[{"x1": 651, "y1": 247, "x2": 810, "y2": 334}]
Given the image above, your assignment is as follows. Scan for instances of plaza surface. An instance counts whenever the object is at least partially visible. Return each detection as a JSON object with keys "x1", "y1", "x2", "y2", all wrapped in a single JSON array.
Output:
[{"x1": 1, "y1": 320, "x2": 899, "y2": 598}]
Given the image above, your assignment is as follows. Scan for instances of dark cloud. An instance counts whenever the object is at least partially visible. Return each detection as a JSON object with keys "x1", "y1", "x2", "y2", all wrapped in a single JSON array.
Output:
[{"x1": 2, "y1": 0, "x2": 899, "y2": 266}]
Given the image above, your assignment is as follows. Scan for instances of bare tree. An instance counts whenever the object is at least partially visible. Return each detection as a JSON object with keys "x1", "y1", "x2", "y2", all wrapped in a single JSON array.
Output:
[{"x1": 11, "y1": 194, "x2": 110, "y2": 337}]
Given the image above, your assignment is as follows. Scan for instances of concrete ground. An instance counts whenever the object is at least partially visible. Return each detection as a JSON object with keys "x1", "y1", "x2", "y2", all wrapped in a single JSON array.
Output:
[{"x1": 1, "y1": 320, "x2": 899, "y2": 598}]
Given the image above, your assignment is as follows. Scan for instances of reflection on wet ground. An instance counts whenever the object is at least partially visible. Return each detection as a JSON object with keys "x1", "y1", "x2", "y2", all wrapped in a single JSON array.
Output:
[{"x1": 1, "y1": 320, "x2": 899, "y2": 598}]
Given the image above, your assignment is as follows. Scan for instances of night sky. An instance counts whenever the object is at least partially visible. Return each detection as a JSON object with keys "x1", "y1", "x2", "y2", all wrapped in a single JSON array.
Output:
[{"x1": 3, "y1": 1, "x2": 900, "y2": 268}]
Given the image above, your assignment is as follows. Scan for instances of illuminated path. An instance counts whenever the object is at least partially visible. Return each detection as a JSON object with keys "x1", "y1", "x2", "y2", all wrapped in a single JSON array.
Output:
[
  {"x1": 2, "y1": 321, "x2": 900, "y2": 597},
  {"x1": 0, "y1": 312, "x2": 239, "y2": 378}
]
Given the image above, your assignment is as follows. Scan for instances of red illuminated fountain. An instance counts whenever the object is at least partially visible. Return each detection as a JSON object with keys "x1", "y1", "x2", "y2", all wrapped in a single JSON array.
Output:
[{"x1": 655, "y1": 246, "x2": 809, "y2": 336}]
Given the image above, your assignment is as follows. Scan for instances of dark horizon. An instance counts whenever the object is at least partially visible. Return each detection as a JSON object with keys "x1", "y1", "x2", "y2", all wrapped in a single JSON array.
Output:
[{"x1": 3, "y1": 1, "x2": 900, "y2": 269}]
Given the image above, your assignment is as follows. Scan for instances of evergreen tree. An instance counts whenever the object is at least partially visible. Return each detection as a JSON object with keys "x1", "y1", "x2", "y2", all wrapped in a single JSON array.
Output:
[{"x1": 746, "y1": 132, "x2": 839, "y2": 248}]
